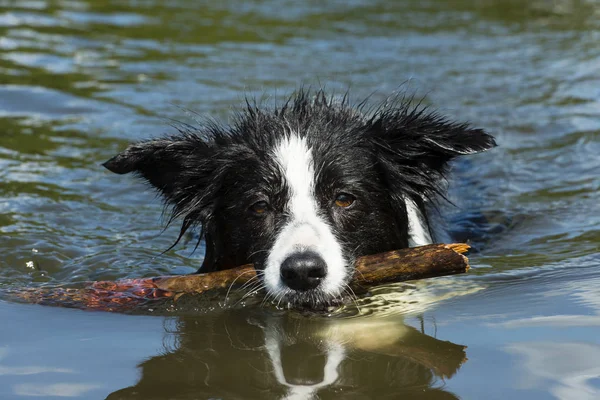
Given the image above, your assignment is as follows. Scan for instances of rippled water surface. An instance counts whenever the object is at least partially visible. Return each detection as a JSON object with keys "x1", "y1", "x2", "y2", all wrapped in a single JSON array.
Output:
[{"x1": 1, "y1": 1, "x2": 599, "y2": 399}]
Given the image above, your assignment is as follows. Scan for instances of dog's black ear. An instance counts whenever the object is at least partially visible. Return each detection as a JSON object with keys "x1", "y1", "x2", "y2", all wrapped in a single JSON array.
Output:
[
  {"x1": 104, "y1": 134, "x2": 230, "y2": 272},
  {"x1": 102, "y1": 133, "x2": 227, "y2": 242},
  {"x1": 103, "y1": 135, "x2": 215, "y2": 201},
  {"x1": 369, "y1": 106, "x2": 496, "y2": 174},
  {"x1": 369, "y1": 104, "x2": 496, "y2": 209},
  {"x1": 105, "y1": 134, "x2": 226, "y2": 262}
]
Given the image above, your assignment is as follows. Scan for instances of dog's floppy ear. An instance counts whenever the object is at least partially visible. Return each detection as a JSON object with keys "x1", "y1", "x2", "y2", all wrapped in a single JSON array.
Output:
[
  {"x1": 369, "y1": 105, "x2": 496, "y2": 175},
  {"x1": 103, "y1": 133, "x2": 226, "y2": 234},
  {"x1": 369, "y1": 104, "x2": 496, "y2": 214},
  {"x1": 103, "y1": 135, "x2": 213, "y2": 200},
  {"x1": 104, "y1": 134, "x2": 228, "y2": 270}
]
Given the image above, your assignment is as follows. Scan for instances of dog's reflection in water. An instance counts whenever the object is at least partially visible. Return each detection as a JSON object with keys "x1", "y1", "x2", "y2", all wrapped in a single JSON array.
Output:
[{"x1": 108, "y1": 308, "x2": 466, "y2": 400}]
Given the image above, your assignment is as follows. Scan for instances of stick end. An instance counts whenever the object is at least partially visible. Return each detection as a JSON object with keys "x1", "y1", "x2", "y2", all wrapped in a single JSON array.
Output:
[{"x1": 445, "y1": 243, "x2": 471, "y2": 254}]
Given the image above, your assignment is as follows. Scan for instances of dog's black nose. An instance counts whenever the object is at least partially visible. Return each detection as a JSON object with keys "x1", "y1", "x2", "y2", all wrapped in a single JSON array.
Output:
[{"x1": 280, "y1": 252, "x2": 327, "y2": 291}]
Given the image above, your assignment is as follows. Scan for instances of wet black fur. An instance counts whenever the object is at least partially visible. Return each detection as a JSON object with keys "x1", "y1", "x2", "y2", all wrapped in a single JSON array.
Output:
[{"x1": 104, "y1": 89, "x2": 496, "y2": 280}]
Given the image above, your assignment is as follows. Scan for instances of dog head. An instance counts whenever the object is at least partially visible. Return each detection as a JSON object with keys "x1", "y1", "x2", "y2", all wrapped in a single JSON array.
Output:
[{"x1": 104, "y1": 90, "x2": 495, "y2": 308}]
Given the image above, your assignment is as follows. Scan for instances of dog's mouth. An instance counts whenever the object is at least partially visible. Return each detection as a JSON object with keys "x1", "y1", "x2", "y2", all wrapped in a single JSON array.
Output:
[
  {"x1": 258, "y1": 267, "x2": 354, "y2": 311},
  {"x1": 265, "y1": 287, "x2": 346, "y2": 311}
]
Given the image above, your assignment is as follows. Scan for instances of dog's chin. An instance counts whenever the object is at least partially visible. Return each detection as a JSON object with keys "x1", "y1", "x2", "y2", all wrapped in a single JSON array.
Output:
[{"x1": 267, "y1": 287, "x2": 345, "y2": 311}]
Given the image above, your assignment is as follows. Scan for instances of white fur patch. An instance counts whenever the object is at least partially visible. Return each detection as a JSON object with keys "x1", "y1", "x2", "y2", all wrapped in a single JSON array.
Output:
[
  {"x1": 264, "y1": 134, "x2": 346, "y2": 297},
  {"x1": 405, "y1": 197, "x2": 432, "y2": 247}
]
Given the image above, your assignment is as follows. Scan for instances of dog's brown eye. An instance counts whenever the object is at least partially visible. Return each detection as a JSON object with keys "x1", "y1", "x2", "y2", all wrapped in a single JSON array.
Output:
[
  {"x1": 250, "y1": 201, "x2": 269, "y2": 215},
  {"x1": 334, "y1": 193, "x2": 355, "y2": 208}
]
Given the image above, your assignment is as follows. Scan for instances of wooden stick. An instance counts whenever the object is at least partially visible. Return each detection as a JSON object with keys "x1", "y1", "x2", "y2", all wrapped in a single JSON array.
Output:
[
  {"x1": 156, "y1": 243, "x2": 470, "y2": 294},
  {"x1": 6, "y1": 243, "x2": 470, "y2": 311}
]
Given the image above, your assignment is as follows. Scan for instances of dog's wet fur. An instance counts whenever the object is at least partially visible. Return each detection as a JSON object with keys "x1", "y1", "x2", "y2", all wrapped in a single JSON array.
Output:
[{"x1": 104, "y1": 89, "x2": 495, "y2": 308}]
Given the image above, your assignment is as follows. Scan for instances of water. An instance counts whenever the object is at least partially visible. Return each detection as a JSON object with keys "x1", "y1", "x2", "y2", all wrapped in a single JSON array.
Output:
[{"x1": 1, "y1": 0, "x2": 599, "y2": 398}]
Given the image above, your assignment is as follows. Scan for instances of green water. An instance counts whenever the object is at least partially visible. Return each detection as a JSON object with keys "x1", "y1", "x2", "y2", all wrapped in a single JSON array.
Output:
[{"x1": 1, "y1": 1, "x2": 599, "y2": 399}]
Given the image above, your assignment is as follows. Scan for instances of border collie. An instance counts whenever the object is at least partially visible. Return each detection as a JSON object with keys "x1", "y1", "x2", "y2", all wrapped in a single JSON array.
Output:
[{"x1": 104, "y1": 89, "x2": 495, "y2": 308}]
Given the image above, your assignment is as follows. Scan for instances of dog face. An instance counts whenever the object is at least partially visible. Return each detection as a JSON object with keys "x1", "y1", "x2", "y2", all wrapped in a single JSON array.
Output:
[{"x1": 104, "y1": 90, "x2": 495, "y2": 308}]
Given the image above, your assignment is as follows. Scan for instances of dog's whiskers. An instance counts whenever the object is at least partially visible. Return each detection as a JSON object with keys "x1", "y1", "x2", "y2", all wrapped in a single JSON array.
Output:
[
  {"x1": 247, "y1": 249, "x2": 269, "y2": 259},
  {"x1": 224, "y1": 269, "x2": 256, "y2": 305},
  {"x1": 225, "y1": 270, "x2": 268, "y2": 307},
  {"x1": 234, "y1": 281, "x2": 266, "y2": 307},
  {"x1": 236, "y1": 279, "x2": 258, "y2": 293},
  {"x1": 260, "y1": 286, "x2": 277, "y2": 307},
  {"x1": 275, "y1": 290, "x2": 289, "y2": 309},
  {"x1": 342, "y1": 283, "x2": 362, "y2": 313},
  {"x1": 237, "y1": 271, "x2": 262, "y2": 292}
]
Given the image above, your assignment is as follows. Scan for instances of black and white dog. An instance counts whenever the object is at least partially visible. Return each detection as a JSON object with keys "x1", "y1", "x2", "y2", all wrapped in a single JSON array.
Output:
[{"x1": 104, "y1": 89, "x2": 495, "y2": 308}]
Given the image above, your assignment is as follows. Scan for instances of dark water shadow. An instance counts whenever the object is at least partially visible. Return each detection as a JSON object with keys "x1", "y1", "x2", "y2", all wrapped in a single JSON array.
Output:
[{"x1": 107, "y1": 309, "x2": 466, "y2": 399}]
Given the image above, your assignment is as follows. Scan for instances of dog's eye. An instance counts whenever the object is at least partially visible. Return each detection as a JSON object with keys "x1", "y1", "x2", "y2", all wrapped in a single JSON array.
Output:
[
  {"x1": 249, "y1": 201, "x2": 269, "y2": 215},
  {"x1": 334, "y1": 193, "x2": 355, "y2": 208}
]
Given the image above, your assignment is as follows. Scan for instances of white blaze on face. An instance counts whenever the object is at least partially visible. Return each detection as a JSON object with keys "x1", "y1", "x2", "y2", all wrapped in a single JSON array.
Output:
[{"x1": 264, "y1": 134, "x2": 347, "y2": 296}]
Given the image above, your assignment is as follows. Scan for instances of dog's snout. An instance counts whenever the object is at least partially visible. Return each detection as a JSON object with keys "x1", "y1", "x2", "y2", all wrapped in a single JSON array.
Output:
[{"x1": 280, "y1": 252, "x2": 327, "y2": 291}]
